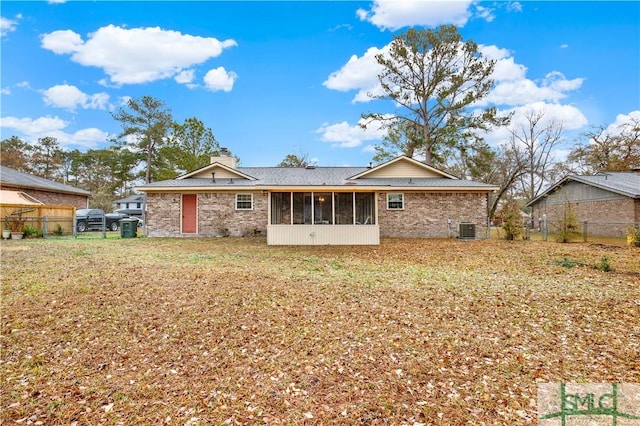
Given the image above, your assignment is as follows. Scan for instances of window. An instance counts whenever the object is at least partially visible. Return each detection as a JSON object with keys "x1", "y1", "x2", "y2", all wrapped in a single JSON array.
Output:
[
  {"x1": 271, "y1": 192, "x2": 376, "y2": 225},
  {"x1": 356, "y1": 193, "x2": 375, "y2": 224},
  {"x1": 236, "y1": 193, "x2": 253, "y2": 210},
  {"x1": 335, "y1": 193, "x2": 354, "y2": 224},
  {"x1": 387, "y1": 193, "x2": 404, "y2": 210},
  {"x1": 271, "y1": 192, "x2": 291, "y2": 224},
  {"x1": 314, "y1": 192, "x2": 333, "y2": 224}
]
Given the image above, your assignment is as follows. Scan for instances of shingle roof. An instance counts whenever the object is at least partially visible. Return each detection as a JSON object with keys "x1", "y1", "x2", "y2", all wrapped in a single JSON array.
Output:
[
  {"x1": 527, "y1": 171, "x2": 640, "y2": 206},
  {"x1": 0, "y1": 165, "x2": 91, "y2": 196},
  {"x1": 574, "y1": 173, "x2": 640, "y2": 197},
  {"x1": 114, "y1": 194, "x2": 146, "y2": 203},
  {"x1": 139, "y1": 166, "x2": 497, "y2": 190}
]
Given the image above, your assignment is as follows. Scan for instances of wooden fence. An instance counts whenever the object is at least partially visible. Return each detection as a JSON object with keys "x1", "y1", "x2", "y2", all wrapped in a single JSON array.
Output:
[{"x1": 2, "y1": 204, "x2": 76, "y2": 235}]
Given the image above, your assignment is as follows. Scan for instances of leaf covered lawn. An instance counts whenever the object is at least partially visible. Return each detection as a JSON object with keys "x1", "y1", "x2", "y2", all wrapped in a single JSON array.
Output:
[{"x1": 1, "y1": 237, "x2": 639, "y2": 425}]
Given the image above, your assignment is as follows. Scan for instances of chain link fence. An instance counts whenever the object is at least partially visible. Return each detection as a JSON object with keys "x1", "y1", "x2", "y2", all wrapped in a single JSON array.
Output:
[
  {"x1": 491, "y1": 219, "x2": 640, "y2": 246},
  {"x1": 2, "y1": 216, "x2": 143, "y2": 240}
]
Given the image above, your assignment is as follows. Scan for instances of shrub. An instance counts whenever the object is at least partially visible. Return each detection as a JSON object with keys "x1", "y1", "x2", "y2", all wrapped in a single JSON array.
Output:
[
  {"x1": 500, "y1": 200, "x2": 524, "y2": 241},
  {"x1": 627, "y1": 225, "x2": 640, "y2": 247},
  {"x1": 556, "y1": 203, "x2": 579, "y2": 243},
  {"x1": 552, "y1": 257, "x2": 586, "y2": 269},
  {"x1": 22, "y1": 225, "x2": 43, "y2": 238},
  {"x1": 594, "y1": 256, "x2": 612, "y2": 272},
  {"x1": 53, "y1": 224, "x2": 64, "y2": 236}
]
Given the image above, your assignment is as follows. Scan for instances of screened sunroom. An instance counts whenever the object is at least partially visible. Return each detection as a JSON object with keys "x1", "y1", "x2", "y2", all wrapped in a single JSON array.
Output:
[{"x1": 267, "y1": 191, "x2": 379, "y2": 245}]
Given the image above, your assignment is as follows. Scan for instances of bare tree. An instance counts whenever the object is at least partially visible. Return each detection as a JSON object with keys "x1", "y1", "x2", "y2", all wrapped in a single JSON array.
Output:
[
  {"x1": 509, "y1": 111, "x2": 565, "y2": 201},
  {"x1": 563, "y1": 116, "x2": 640, "y2": 174}
]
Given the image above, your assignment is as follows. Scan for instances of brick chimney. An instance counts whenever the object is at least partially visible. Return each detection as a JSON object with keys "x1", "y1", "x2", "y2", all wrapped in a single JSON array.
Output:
[{"x1": 210, "y1": 148, "x2": 237, "y2": 169}]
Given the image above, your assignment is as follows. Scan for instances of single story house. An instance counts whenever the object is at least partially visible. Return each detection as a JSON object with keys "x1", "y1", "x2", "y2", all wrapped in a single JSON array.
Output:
[
  {"x1": 0, "y1": 165, "x2": 91, "y2": 209},
  {"x1": 526, "y1": 171, "x2": 640, "y2": 237},
  {"x1": 137, "y1": 154, "x2": 499, "y2": 245}
]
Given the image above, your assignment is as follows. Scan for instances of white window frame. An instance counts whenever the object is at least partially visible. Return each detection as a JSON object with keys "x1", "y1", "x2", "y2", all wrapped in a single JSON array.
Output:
[
  {"x1": 387, "y1": 193, "x2": 404, "y2": 210},
  {"x1": 236, "y1": 193, "x2": 253, "y2": 210}
]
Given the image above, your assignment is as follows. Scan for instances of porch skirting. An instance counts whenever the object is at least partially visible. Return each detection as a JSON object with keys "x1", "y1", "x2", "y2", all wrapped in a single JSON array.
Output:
[{"x1": 267, "y1": 224, "x2": 380, "y2": 245}]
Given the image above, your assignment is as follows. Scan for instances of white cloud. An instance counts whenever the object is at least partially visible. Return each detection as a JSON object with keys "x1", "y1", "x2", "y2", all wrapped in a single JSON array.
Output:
[
  {"x1": 41, "y1": 84, "x2": 109, "y2": 111},
  {"x1": 203, "y1": 67, "x2": 237, "y2": 92},
  {"x1": 41, "y1": 25, "x2": 237, "y2": 86},
  {"x1": 507, "y1": 2, "x2": 523, "y2": 13},
  {"x1": 323, "y1": 46, "x2": 388, "y2": 103},
  {"x1": 356, "y1": 0, "x2": 473, "y2": 30},
  {"x1": 603, "y1": 110, "x2": 640, "y2": 136},
  {"x1": 325, "y1": 41, "x2": 584, "y2": 107},
  {"x1": 175, "y1": 69, "x2": 195, "y2": 85},
  {"x1": 316, "y1": 116, "x2": 391, "y2": 148},
  {"x1": 40, "y1": 29, "x2": 84, "y2": 54},
  {"x1": 0, "y1": 115, "x2": 108, "y2": 149},
  {"x1": 479, "y1": 102, "x2": 589, "y2": 147},
  {"x1": 474, "y1": 5, "x2": 495, "y2": 22},
  {"x1": 1, "y1": 16, "x2": 19, "y2": 37},
  {"x1": 1, "y1": 87, "x2": 10, "y2": 95}
]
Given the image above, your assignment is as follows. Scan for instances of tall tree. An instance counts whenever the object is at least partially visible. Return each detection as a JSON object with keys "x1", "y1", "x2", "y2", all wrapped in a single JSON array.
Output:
[
  {"x1": 371, "y1": 119, "x2": 423, "y2": 164},
  {"x1": 0, "y1": 136, "x2": 33, "y2": 172},
  {"x1": 111, "y1": 96, "x2": 173, "y2": 183},
  {"x1": 509, "y1": 110, "x2": 565, "y2": 201},
  {"x1": 31, "y1": 136, "x2": 64, "y2": 180},
  {"x1": 563, "y1": 116, "x2": 640, "y2": 174},
  {"x1": 161, "y1": 117, "x2": 220, "y2": 177},
  {"x1": 364, "y1": 25, "x2": 509, "y2": 165}
]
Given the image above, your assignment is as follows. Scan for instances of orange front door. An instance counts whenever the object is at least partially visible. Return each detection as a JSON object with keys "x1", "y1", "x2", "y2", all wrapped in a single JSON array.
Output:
[{"x1": 182, "y1": 194, "x2": 197, "y2": 233}]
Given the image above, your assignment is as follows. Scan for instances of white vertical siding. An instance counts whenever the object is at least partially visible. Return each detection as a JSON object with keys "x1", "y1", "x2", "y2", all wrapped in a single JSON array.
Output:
[{"x1": 267, "y1": 225, "x2": 380, "y2": 245}]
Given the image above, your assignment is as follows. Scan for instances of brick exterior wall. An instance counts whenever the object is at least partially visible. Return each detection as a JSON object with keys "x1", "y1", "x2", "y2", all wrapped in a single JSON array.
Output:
[
  {"x1": 0, "y1": 185, "x2": 88, "y2": 209},
  {"x1": 531, "y1": 198, "x2": 639, "y2": 237},
  {"x1": 145, "y1": 191, "x2": 267, "y2": 238},
  {"x1": 529, "y1": 180, "x2": 640, "y2": 237},
  {"x1": 146, "y1": 191, "x2": 489, "y2": 239},
  {"x1": 378, "y1": 192, "x2": 489, "y2": 238}
]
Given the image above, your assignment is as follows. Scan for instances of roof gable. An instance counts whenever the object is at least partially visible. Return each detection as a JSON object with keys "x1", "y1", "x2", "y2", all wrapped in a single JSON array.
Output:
[
  {"x1": 527, "y1": 172, "x2": 640, "y2": 206},
  {"x1": 178, "y1": 162, "x2": 256, "y2": 181},
  {"x1": 349, "y1": 156, "x2": 458, "y2": 180}
]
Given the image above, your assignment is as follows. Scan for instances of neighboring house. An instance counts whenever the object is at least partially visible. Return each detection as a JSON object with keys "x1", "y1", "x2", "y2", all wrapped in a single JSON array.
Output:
[
  {"x1": 526, "y1": 171, "x2": 640, "y2": 237},
  {"x1": 113, "y1": 194, "x2": 145, "y2": 218},
  {"x1": 137, "y1": 153, "x2": 498, "y2": 245},
  {"x1": 0, "y1": 165, "x2": 90, "y2": 209}
]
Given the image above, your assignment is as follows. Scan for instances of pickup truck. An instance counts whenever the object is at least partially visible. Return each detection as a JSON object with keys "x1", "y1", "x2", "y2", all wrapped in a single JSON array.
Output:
[{"x1": 75, "y1": 209, "x2": 128, "y2": 232}]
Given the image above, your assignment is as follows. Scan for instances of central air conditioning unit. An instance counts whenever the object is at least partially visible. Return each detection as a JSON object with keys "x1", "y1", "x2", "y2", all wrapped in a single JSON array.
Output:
[{"x1": 458, "y1": 222, "x2": 476, "y2": 240}]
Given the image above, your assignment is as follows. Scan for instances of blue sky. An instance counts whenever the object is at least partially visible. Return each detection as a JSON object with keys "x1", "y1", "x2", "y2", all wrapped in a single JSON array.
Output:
[{"x1": 1, "y1": 1, "x2": 639, "y2": 168}]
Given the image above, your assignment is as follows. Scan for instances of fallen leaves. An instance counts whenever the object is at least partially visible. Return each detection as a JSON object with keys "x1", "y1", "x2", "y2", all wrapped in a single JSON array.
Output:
[{"x1": 1, "y1": 237, "x2": 638, "y2": 424}]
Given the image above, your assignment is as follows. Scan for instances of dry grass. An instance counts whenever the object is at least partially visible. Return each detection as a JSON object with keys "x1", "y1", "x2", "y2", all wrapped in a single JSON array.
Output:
[{"x1": 1, "y1": 237, "x2": 639, "y2": 425}]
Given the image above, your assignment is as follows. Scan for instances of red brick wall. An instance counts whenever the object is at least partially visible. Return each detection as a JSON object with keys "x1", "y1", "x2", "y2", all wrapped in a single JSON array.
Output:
[
  {"x1": 146, "y1": 191, "x2": 490, "y2": 239},
  {"x1": 145, "y1": 192, "x2": 267, "y2": 237},
  {"x1": 1, "y1": 185, "x2": 88, "y2": 209},
  {"x1": 378, "y1": 192, "x2": 489, "y2": 238},
  {"x1": 531, "y1": 198, "x2": 639, "y2": 237}
]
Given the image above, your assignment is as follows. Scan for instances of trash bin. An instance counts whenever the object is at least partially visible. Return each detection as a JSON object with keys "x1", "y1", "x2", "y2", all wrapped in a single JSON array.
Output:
[{"x1": 120, "y1": 218, "x2": 138, "y2": 238}]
